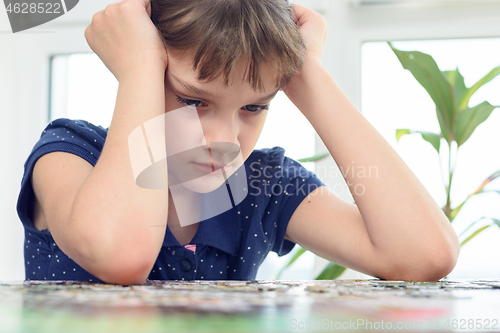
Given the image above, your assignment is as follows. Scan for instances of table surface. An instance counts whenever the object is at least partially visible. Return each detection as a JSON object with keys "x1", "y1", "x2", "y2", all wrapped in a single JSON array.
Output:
[{"x1": 1, "y1": 279, "x2": 500, "y2": 333}]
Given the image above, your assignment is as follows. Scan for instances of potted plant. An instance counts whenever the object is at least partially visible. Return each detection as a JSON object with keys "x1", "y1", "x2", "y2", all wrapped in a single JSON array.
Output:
[{"x1": 277, "y1": 42, "x2": 500, "y2": 280}]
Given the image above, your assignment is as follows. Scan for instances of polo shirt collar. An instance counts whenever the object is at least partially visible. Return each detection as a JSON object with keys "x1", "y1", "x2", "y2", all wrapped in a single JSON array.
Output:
[{"x1": 163, "y1": 204, "x2": 239, "y2": 256}]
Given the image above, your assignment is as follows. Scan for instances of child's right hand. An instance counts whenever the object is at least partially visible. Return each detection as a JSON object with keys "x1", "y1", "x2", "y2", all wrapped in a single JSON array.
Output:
[{"x1": 84, "y1": 0, "x2": 168, "y2": 81}]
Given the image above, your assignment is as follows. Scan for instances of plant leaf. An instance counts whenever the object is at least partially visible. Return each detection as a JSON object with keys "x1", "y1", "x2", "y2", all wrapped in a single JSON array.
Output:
[
  {"x1": 435, "y1": 105, "x2": 451, "y2": 143},
  {"x1": 443, "y1": 68, "x2": 468, "y2": 112},
  {"x1": 418, "y1": 131, "x2": 441, "y2": 153},
  {"x1": 297, "y1": 152, "x2": 330, "y2": 163},
  {"x1": 388, "y1": 42, "x2": 454, "y2": 143},
  {"x1": 396, "y1": 129, "x2": 411, "y2": 141},
  {"x1": 458, "y1": 217, "x2": 488, "y2": 238},
  {"x1": 315, "y1": 262, "x2": 346, "y2": 280},
  {"x1": 450, "y1": 170, "x2": 500, "y2": 221},
  {"x1": 459, "y1": 66, "x2": 500, "y2": 110},
  {"x1": 275, "y1": 246, "x2": 306, "y2": 279},
  {"x1": 396, "y1": 129, "x2": 441, "y2": 153},
  {"x1": 460, "y1": 225, "x2": 491, "y2": 247},
  {"x1": 491, "y1": 218, "x2": 500, "y2": 228},
  {"x1": 454, "y1": 101, "x2": 497, "y2": 146}
]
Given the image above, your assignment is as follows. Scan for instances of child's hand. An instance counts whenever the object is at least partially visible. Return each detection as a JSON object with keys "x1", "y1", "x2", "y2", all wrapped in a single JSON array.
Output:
[
  {"x1": 290, "y1": 4, "x2": 328, "y2": 64},
  {"x1": 84, "y1": 0, "x2": 168, "y2": 81}
]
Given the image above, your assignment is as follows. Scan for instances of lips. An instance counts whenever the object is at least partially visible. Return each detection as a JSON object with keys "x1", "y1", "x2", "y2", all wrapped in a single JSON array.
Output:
[{"x1": 193, "y1": 161, "x2": 227, "y2": 170}]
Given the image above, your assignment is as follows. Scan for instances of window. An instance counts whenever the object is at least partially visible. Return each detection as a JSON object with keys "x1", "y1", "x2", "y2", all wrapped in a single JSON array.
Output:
[{"x1": 50, "y1": 53, "x2": 117, "y2": 127}]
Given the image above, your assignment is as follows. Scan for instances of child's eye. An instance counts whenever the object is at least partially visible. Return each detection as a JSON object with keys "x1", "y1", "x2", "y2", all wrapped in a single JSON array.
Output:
[
  {"x1": 175, "y1": 96, "x2": 268, "y2": 115},
  {"x1": 175, "y1": 96, "x2": 205, "y2": 108},
  {"x1": 244, "y1": 104, "x2": 269, "y2": 114}
]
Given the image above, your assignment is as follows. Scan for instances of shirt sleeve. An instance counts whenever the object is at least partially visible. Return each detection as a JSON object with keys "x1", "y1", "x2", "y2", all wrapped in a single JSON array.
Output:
[
  {"x1": 16, "y1": 118, "x2": 108, "y2": 231},
  {"x1": 270, "y1": 148, "x2": 326, "y2": 257}
]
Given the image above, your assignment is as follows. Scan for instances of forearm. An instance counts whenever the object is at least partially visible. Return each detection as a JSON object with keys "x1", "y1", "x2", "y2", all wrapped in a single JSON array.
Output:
[
  {"x1": 284, "y1": 61, "x2": 459, "y2": 275},
  {"x1": 63, "y1": 59, "x2": 169, "y2": 284}
]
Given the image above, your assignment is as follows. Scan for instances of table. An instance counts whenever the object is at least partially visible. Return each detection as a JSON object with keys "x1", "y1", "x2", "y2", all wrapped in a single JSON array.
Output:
[{"x1": 1, "y1": 279, "x2": 500, "y2": 333}]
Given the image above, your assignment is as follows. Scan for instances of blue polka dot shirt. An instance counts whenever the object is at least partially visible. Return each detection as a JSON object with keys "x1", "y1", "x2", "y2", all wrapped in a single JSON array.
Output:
[{"x1": 17, "y1": 118, "x2": 325, "y2": 282}]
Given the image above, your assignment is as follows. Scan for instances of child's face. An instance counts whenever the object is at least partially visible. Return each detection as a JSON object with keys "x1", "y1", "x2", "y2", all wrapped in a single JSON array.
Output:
[{"x1": 163, "y1": 49, "x2": 280, "y2": 192}]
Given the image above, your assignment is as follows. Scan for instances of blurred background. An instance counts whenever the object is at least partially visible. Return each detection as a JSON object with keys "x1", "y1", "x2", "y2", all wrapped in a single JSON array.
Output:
[{"x1": 1, "y1": 0, "x2": 499, "y2": 281}]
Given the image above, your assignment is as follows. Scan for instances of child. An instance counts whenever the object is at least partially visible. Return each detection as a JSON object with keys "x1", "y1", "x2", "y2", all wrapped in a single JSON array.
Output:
[{"x1": 17, "y1": 0, "x2": 459, "y2": 285}]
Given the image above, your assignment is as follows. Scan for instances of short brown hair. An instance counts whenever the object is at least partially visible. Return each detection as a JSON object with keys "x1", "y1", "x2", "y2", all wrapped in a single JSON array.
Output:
[{"x1": 151, "y1": 0, "x2": 306, "y2": 91}]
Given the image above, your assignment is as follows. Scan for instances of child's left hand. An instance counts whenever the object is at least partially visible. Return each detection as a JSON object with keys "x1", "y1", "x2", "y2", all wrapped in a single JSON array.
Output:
[{"x1": 290, "y1": 4, "x2": 328, "y2": 64}]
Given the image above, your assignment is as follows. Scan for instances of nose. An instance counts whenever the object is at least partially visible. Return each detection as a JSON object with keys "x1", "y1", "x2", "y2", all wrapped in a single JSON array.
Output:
[
  {"x1": 202, "y1": 114, "x2": 240, "y2": 152},
  {"x1": 201, "y1": 114, "x2": 240, "y2": 165}
]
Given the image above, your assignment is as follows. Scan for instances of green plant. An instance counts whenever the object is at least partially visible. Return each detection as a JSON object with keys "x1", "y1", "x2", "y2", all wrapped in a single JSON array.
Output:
[
  {"x1": 388, "y1": 41, "x2": 500, "y2": 246},
  {"x1": 275, "y1": 245, "x2": 346, "y2": 280},
  {"x1": 277, "y1": 42, "x2": 500, "y2": 280}
]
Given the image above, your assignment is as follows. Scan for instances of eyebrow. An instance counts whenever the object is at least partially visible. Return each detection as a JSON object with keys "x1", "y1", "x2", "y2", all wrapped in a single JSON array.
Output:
[{"x1": 171, "y1": 74, "x2": 280, "y2": 104}]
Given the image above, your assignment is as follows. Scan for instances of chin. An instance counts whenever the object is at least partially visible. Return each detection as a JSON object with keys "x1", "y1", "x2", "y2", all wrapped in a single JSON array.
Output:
[{"x1": 182, "y1": 176, "x2": 227, "y2": 194}]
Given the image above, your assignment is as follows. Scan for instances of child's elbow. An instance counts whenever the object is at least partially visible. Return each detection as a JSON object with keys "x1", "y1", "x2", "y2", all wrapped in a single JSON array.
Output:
[
  {"x1": 412, "y1": 225, "x2": 461, "y2": 281},
  {"x1": 93, "y1": 249, "x2": 155, "y2": 285},
  {"x1": 404, "y1": 242, "x2": 460, "y2": 282},
  {"x1": 426, "y1": 242, "x2": 460, "y2": 281}
]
